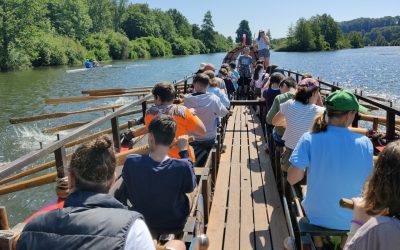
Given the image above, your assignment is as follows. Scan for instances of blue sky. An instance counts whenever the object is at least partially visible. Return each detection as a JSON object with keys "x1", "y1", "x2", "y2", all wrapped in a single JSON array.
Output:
[{"x1": 130, "y1": 0, "x2": 399, "y2": 39}]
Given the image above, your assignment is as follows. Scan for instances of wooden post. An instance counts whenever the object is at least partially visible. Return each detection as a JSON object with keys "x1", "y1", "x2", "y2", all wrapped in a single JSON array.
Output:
[
  {"x1": 216, "y1": 133, "x2": 221, "y2": 166},
  {"x1": 54, "y1": 144, "x2": 67, "y2": 179},
  {"x1": 211, "y1": 150, "x2": 217, "y2": 184},
  {"x1": 141, "y1": 101, "x2": 147, "y2": 121},
  {"x1": 111, "y1": 117, "x2": 121, "y2": 153},
  {"x1": 295, "y1": 73, "x2": 299, "y2": 83},
  {"x1": 0, "y1": 207, "x2": 9, "y2": 230},
  {"x1": 352, "y1": 112, "x2": 360, "y2": 128},
  {"x1": 201, "y1": 174, "x2": 211, "y2": 223},
  {"x1": 386, "y1": 111, "x2": 396, "y2": 142},
  {"x1": 184, "y1": 79, "x2": 188, "y2": 94}
]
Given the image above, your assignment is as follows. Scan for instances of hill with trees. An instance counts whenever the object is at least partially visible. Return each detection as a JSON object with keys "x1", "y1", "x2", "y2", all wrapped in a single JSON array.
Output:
[
  {"x1": 339, "y1": 16, "x2": 400, "y2": 46},
  {"x1": 0, "y1": 0, "x2": 233, "y2": 71}
]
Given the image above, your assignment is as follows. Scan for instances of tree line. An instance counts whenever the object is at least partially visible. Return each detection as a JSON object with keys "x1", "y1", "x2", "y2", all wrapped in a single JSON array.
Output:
[
  {"x1": 339, "y1": 16, "x2": 400, "y2": 46},
  {"x1": 273, "y1": 14, "x2": 400, "y2": 52},
  {"x1": 0, "y1": 0, "x2": 233, "y2": 71}
]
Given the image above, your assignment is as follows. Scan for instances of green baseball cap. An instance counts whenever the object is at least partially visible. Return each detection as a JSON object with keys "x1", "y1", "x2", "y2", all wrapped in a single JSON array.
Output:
[{"x1": 325, "y1": 90, "x2": 368, "y2": 113}]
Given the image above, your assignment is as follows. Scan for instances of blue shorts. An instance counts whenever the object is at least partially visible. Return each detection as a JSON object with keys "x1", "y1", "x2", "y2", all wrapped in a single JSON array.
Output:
[{"x1": 258, "y1": 49, "x2": 270, "y2": 58}]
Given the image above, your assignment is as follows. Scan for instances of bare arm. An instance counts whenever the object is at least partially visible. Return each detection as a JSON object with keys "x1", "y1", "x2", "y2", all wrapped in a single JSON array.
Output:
[
  {"x1": 272, "y1": 112, "x2": 286, "y2": 127},
  {"x1": 263, "y1": 36, "x2": 270, "y2": 45},
  {"x1": 287, "y1": 165, "x2": 305, "y2": 185}
]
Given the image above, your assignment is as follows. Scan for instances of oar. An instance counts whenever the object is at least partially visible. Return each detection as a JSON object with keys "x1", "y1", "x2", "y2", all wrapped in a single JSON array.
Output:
[
  {"x1": 43, "y1": 122, "x2": 90, "y2": 133},
  {"x1": 87, "y1": 89, "x2": 151, "y2": 96},
  {"x1": 65, "y1": 119, "x2": 145, "y2": 148},
  {"x1": 43, "y1": 109, "x2": 144, "y2": 134},
  {"x1": 45, "y1": 92, "x2": 149, "y2": 104},
  {"x1": 0, "y1": 172, "x2": 57, "y2": 196},
  {"x1": 9, "y1": 105, "x2": 122, "y2": 124},
  {"x1": 367, "y1": 96, "x2": 389, "y2": 102},
  {"x1": 116, "y1": 136, "x2": 194, "y2": 165},
  {"x1": 359, "y1": 114, "x2": 400, "y2": 126},
  {"x1": 81, "y1": 86, "x2": 154, "y2": 95},
  {"x1": 0, "y1": 135, "x2": 193, "y2": 196},
  {"x1": 0, "y1": 126, "x2": 149, "y2": 186}
]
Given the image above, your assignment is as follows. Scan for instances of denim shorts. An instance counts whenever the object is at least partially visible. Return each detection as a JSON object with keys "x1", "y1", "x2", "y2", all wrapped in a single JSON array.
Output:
[{"x1": 258, "y1": 48, "x2": 270, "y2": 58}]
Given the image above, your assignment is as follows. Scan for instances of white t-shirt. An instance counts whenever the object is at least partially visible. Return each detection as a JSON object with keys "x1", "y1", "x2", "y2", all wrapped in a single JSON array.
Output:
[
  {"x1": 215, "y1": 77, "x2": 226, "y2": 90},
  {"x1": 280, "y1": 99, "x2": 325, "y2": 149},
  {"x1": 254, "y1": 72, "x2": 266, "y2": 88},
  {"x1": 125, "y1": 219, "x2": 156, "y2": 250}
]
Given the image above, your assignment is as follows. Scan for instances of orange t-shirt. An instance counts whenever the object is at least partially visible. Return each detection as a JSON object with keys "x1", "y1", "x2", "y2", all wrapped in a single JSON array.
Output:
[{"x1": 145, "y1": 104, "x2": 203, "y2": 162}]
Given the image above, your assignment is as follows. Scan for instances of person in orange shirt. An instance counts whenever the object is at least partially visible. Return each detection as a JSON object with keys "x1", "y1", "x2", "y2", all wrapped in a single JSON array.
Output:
[{"x1": 145, "y1": 82, "x2": 206, "y2": 162}]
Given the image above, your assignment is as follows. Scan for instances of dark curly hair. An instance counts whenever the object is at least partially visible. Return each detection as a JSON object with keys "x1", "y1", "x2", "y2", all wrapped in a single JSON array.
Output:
[{"x1": 69, "y1": 136, "x2": 116, "y2": 193}]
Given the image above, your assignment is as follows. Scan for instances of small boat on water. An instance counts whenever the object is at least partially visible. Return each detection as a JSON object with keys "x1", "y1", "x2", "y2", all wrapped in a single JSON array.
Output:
[
  {"x1": 1, "y1": 46, "x2": 399, "y2": 249},
  {"x1": 66, "y1": 64, "x2": 113, "y2": 73}
]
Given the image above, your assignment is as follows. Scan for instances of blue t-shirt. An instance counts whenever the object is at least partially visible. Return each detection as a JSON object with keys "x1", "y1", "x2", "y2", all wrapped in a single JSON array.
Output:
[
  {"x1": 121, "y1": 151, "x2": 196, "y2": 232},
  {"x1": 289, "y1": 126, "x2": 373, "y2": 230}
]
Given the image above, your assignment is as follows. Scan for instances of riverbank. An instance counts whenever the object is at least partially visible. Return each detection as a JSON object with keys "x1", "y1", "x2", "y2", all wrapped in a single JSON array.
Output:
[{"x1": 0, "y1": 2, "x2": 232, "y2": 71}]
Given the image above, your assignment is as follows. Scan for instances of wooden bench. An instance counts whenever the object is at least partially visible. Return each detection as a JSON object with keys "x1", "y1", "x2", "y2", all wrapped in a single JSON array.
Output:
[{"x1": 207, "y1": 106, "x2": 289, "y2": 249}]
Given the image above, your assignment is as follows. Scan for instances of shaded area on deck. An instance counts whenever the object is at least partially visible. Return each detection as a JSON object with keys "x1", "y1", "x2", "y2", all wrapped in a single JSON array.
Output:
[{"x1": 207, "y1": 106, "x2": 289, "y2": 249}]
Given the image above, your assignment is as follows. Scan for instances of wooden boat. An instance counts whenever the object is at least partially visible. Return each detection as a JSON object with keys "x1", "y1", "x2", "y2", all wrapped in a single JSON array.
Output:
[
  {"x1": 66, "y1": 64, "x2": 112, "y2": 73},
  {"x1": 1, "y1": 46, "x2": 400, "y2": 250}
]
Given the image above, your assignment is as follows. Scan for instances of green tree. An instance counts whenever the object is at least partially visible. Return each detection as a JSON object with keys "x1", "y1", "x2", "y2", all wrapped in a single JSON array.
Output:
[
  {"x1": 47, "y1": 0, "x2": 92, "y2": 40},
  {"x1": 191, "y1": 24, "x2": 202, "y2": 39},
  {"x1": 319, "y1": 14, "x2": 341, "y2": 49},
  {"x1": 153, "y1": 9, "x2": 177, "y2": 41},
  {"x1": 86, "y1": 0, "x2": 113, "y2": 33},
  {"x1": 111, "y1": 0, "x2": 128, "y2": 31},
  {"x1": 0, "y1": 0, "x2": 50, "y2": 70},
  {"x1": 200, "y1": 11, "x2": 217, "y2": 52},
  {"x1": 374, "y1": 33, "x2": 388, "y2": 46},
  {"x1": 121, "y1": 4, "x2": 160, "y2": 40},
  {"x1": 167, "y1": 9, "x2": 192, "y2": 38},
  {"x1": 294, "y1": 18, "x2": 315, "y2": 51},
  {"x1": 235, "y1": 20, "x2": 252, "y2": 45},
  {"x1": 348, "y1": 31, "x2": 364, "y2": 48}
]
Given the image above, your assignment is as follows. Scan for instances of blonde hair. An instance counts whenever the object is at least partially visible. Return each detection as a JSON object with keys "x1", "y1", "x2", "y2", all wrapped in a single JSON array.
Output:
[{"x1": 311, "y1": 109, "x2": 352, "y2": 133}]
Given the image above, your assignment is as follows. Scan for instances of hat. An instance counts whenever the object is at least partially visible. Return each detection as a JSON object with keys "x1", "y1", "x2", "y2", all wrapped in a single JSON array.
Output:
[
  {"x1": 298, "y1": 78, "x2": 320, "y2": 93},
  {"x1": 325, "y1": 90, "x2": 368, "y2": 113}
]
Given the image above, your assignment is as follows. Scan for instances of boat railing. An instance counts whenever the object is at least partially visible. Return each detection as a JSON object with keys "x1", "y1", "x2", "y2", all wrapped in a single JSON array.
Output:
[
  {"x1": 284, "y1": 68, "x2": 400, "y2": 142},
  {"x1": 0, "y1": 75, "x2": 194, "y2": 188}
]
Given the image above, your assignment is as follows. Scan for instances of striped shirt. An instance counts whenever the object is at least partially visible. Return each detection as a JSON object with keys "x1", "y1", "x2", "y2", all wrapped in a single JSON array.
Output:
[{"x1": 280, "y1": 99, "x2": 325, "y2": 149}]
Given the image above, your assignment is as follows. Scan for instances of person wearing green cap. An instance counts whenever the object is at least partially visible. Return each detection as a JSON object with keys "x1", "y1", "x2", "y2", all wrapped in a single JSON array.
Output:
[{"x1": 287, "y1": 89, "x2": 373, "y2": 249}]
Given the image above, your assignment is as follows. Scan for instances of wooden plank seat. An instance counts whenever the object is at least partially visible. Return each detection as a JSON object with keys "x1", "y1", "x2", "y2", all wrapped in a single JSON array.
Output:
[{"x1": 207, "y1": 106, "x2": 289, "y2": 249}]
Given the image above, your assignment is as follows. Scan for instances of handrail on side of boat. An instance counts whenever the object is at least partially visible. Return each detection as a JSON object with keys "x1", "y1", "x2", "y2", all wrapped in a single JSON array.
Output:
[
  {"x1": 0, "y1": 75, "x2": 194, "y2": 182},
  {"x1": 283, "y1": 68, "x2": 400, "y2": 142}
]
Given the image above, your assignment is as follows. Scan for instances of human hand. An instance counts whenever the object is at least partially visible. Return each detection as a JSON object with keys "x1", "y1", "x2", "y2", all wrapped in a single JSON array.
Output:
[
  {"x1": 176, "y1": 135, "x2": 188, "y2": 151},
  {"x1": 352, "y1": 197, "x2": 371, "y2": 224}
]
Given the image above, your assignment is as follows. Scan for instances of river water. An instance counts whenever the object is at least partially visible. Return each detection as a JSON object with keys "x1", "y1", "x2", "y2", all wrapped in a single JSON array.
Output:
[{"x1": 0, "y1": 46, "x2": 399, "y2": 225}]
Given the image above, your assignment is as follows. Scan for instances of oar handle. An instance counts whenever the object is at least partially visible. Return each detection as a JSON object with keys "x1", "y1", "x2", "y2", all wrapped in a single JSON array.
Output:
[{"x1": 339, "y1": 198, "x2": 354, "y2": 210}]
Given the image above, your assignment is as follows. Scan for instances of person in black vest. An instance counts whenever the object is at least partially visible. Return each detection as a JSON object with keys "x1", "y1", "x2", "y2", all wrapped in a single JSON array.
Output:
[{"x1": 17, "y1": 136, "x2": 156, "y2": 250}]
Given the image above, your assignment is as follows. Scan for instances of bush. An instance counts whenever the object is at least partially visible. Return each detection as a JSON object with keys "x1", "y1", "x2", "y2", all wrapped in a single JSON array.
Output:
[
  {"x1": 30, "y1": 33, "x2": 86, "y2": 67},
  {"x1": 106, "y1": 32, "x2": 131, "y2": 60},
  {"x1": 130, "y1": 41, "x2": 150, "y2": 59},
  {"x1": 83, "y1": 33, "x2": 110, "y2": 61},
  {"x1": 130, "y1": 37, "x2": 172, "y2": 58}
]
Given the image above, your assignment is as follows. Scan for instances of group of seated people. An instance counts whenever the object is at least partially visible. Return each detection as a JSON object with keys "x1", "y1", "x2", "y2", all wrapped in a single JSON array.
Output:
[
  {"x1": 260, "y1": 69, "x2": 400, "y2": 249},
  {"x1": 16, "y1": 59, "x2": 400, "y2": 250},
  {"x1": 17, "y1": 64, "x2": 232, "y2": 250}
]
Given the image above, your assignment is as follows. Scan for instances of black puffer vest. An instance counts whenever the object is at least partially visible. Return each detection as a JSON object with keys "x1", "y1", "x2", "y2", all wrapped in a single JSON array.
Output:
[{"x1": 17, "y1": 191, "x2": 143, "y2": 250}]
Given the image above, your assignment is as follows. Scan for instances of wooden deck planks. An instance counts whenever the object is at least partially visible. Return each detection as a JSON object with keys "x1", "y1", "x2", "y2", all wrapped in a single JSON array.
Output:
[
  {"x1": 223, "y1": 106, "x2": 242, "y2": 250},
  {"x1": 249, "y1": 107, "x2": 289, "y2": 249},
  {"x1": 208, "y1": 105, "x2": 288, "y2": 250},
  {"x1": 246, "y1": 108, "x2": 273, "y2": 250},
  {"x1": 239, "y1": 110, "x2": 255, "y2": 249},
  {"x1": 207, "y1": 106, "x2": 238, "y2": 250}
]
